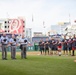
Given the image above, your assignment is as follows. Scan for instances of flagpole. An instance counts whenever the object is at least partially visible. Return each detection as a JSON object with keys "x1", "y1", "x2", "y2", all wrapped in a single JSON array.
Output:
[
  {"x1": 32, "y1": 14, "x2": 34, "y2": 22},
  {"x1": 43, "y1": 21, "x2": 46, "y2": 36},
  {"x1": 69, "y1": 13, "x2": 71, "y2": 25}
]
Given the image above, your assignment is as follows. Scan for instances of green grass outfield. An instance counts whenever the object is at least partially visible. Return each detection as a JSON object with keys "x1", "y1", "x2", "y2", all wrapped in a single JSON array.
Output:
[{"x1": 0, "y1": 52, "x2": 76, "y2": 75}]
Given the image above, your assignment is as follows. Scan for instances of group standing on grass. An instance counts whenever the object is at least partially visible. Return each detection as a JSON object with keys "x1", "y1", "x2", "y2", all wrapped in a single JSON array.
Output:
[
  {"x1": 0, "y1": 33, "x2": 28, "y2": 60},
  {"x1": 0, "y1": 33, "x2": 76, "y2": 63},
  {"x1": 39, "y1": 34, "x2": 76, "y2": 56}
]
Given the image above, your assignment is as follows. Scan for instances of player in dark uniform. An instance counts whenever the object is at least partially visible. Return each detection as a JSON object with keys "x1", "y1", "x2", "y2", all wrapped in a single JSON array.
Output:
[
  {"x1": 51, "y1": 37, "x2": 57, "y2": 55},
  {"x1": 48, "y1": 38, "x2": 52, "y2": 55},
  {"x1": 62, "y1": 35, "x2": 68, "y2": 55},
  {"x1": 67, "y1": 36, "x2": 72, "y2": 55},
  {"x1": 57, "y1": 39, "x2": 62, "y2": 56},
  {"x1": 72, "y1": 34, "x2": 76, "y2": 56},
  {"x1": 44, "y1": 38, "x2": 49, "y2": 55},
  {"x1": 39, "y1": 39, "x2": 44, "y2": 55}
]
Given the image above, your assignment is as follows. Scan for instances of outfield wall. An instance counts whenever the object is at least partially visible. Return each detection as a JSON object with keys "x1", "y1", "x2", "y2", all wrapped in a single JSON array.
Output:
[{"x1": 0, "y1": 46, "x2": 39, "y2": 52}]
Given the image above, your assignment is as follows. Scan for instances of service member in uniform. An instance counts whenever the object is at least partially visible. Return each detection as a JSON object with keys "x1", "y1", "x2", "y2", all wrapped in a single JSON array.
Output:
[
  {"x1": 9, "y1": 34, "x2": 18, "y2": 59},
  {"x1": 1, "y1": 33, "x2": 9, "y2": 60},
  {"x1": 19, "y1": 34, "x2": 28, "y2": 59}
]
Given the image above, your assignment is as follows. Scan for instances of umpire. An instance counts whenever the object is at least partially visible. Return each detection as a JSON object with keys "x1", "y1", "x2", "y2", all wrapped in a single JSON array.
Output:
[
  {"x1": 19, "y1": 34, "x2": 28, "y2": 59},
  {"x1": 9, "y1": 34, "x2": 18, "y2": 59},
  {"x1": 1, "y1": 33, "x2": 9, "y2": 60}
]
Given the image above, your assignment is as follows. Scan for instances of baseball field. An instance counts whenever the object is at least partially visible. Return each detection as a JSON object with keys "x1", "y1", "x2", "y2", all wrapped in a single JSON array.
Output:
[{"x1": 0, "y1": 51, "x2": 76, "y2": 75}]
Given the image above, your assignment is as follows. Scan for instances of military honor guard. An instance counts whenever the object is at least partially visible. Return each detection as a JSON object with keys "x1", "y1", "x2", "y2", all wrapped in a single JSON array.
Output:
[{"x1": 1, "y1": 33, "x2": 9, "y2": 60}]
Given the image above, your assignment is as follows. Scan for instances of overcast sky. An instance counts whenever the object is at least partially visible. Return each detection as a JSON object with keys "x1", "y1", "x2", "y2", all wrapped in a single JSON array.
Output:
[{"x1": 0, "y1": 0, "x2": 76, "y2": 34}]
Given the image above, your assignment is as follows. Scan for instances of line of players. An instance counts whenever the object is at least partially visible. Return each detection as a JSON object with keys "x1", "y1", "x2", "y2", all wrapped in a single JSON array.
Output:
[{"x1": 39, "y1": 34, "x2": 76, "y2": 56}]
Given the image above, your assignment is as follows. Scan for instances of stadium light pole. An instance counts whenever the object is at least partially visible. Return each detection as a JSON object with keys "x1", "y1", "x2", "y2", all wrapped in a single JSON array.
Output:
[
  {"x1": 69, "y1": 13, "x2": 71, "y2": 25},
  {"x1": 43, "y1": 21, "x2": 46, "y2": 36}
]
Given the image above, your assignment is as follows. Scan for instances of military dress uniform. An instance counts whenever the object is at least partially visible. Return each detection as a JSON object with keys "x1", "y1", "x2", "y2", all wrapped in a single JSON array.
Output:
[
  {"x1": 9, "y1": 38, "x2": 17, "y2": 59},
  {"x1": 1, "y1": 36, "x2": 9, "y2": 60},
  {"x1": 19, "y1": 37, "x2": 28, "y2": 59}
]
